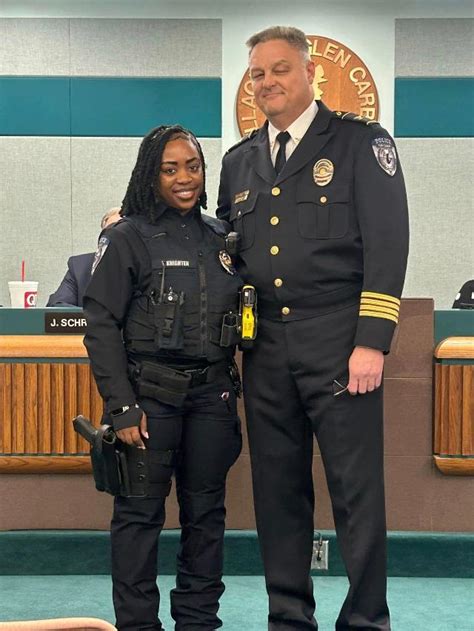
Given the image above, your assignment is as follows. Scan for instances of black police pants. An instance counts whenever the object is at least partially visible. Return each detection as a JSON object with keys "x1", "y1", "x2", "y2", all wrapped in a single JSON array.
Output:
[
  {"x1": 243, "y1": 304, "x2": 390, "y2": 631},
  {"x1": 111, "y1": 373, "x2": 242, "y2": 631}
]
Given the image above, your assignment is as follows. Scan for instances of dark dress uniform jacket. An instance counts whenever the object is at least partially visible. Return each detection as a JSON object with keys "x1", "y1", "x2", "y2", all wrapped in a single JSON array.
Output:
[
  {"x1": 47, "y1": 252, "x2": 94, "y2": 307},
  {"x1": 217, "y1": 101, "x2": 409, "y2": 352}
]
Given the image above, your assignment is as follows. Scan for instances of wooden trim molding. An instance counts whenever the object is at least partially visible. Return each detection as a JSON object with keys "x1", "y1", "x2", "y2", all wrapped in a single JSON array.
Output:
[
  {"x1": 0, "y1": 335, "x2": 88, "y2": 358},
  {"x1": 0, "y1": 456, "x2": 91, "y2": 473},
  {"x1": 434, "y1": 456, "x2": 474, "y2": 476},
  {"x1": 435, "y1": 337, "x2": 474, "y2": 360}
]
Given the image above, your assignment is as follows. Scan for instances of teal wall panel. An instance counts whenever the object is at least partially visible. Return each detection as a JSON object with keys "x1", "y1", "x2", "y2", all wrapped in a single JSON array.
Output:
[
  {"x1": 395, "y1": 78, "x2": 474, "y2": 137},
  {"x1": 71, "y1": 77, "x2": 221, "y2": 137},
  {"x1": 0, "y1": 77, "x2": 221, "y2": 137},
  {"x1": 0, "y1": 77, "x2": 70, "y2": 135}
]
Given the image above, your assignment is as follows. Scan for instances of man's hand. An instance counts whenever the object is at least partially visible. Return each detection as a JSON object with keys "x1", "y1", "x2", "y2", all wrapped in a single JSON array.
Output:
[
  {"x1": 347, "y1": 346, "x2": 384, "y2": 395},
  {"x1": 116, "y1": 412, "x2": 148, "y2": 448}
]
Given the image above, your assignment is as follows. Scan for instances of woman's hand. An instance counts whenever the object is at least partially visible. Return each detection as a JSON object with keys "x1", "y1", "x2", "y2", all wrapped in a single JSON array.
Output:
[{"x1": 116, "y1": 412, "x2": 149, "y2": 449}]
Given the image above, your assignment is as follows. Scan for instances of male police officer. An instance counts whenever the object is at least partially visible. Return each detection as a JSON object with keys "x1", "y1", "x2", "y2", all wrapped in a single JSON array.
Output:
[{"x1": 217, "y1": 26, "x2": 409, "y2": 631}]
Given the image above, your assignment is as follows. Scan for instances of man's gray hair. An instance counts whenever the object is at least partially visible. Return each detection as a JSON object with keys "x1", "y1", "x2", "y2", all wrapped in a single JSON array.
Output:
[
  {"x1": 100, "y1": 207, "x2": 122, "y2": 229},
  {"x1": 246, "y1": 26, "x2": 310, "y2": 62}
]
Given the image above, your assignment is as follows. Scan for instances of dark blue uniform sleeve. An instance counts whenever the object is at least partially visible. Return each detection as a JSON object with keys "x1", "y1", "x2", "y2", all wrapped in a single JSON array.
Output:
[
  {"x1": 46, "y1": 258, "x2": 79, "y2": 307},
  {"x1": 216, "y1": 157, "x2": 231, "y2": 222},
  {"x1": 353, "y1": 128, "x2": 409, "y2": 352},
  {"x1": 83, "y1": 228, "x2": 143, "y2": 415}
]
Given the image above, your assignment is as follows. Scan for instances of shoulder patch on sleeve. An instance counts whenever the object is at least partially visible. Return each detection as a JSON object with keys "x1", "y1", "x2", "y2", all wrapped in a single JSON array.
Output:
[
  {"x1": 225, "y1": 129, "x2": 259, "y2": 155},
  {"x1": 371, "y1": 136, "x2": 398, "y2": 176},
  {"x1": 333, "y1": 111, "x2": 379, "y2": 126},
  {"x1": 91, "y1": 235, "x2": 110, "y2": 275}
]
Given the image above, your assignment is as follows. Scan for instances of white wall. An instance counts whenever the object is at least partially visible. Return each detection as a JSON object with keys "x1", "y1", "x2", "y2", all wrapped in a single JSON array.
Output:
[
  {"x1": 1, "y1": 1, "x2": 473, "y2": 308},
  {"x1": 4, "y1": 0, "x2": 471, "y2": 146}
]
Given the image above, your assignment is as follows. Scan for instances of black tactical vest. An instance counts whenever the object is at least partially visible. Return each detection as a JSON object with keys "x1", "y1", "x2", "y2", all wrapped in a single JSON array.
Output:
[{"x1": 122, "y1": 214, "x2": 242, "y2": 364}]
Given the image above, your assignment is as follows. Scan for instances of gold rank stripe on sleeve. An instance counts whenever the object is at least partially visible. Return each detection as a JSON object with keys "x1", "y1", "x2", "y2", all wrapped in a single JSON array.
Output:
[
  {"x1": 360, "y1": 291, "x2": 401, "y2": 306},
  {"x1": 359, "y1": 291, "x2": 401, "y2": 324},
  {"x1": 360, "y1": 304, "x2": 399, "y2": 318},
  {"x1": 359, "y1": 299, "x2": 400, "y2": 317},
  {"x1": 359, "y1": 310, "x2": 399, "y2": 324}
]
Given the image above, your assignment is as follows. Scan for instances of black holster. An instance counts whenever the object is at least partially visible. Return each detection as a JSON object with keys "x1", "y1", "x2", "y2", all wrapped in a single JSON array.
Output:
[
  {"x1": 219, "y1": 312, "x2": 240, "y2": 347},
  {"x1": 72, "y1": 415, "x2": 173, "y2": 498}
]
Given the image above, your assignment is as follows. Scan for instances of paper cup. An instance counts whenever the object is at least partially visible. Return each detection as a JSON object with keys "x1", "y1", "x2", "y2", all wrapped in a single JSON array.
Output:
[{"x1": 8, "y1": 281, "x2": 39, "y2": 308}]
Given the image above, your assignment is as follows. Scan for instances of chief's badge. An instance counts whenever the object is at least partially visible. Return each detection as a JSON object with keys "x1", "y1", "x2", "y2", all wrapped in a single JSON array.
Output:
[
  {"x1": 372, "y1": 137, "x2": 397, "y2": 176},
  {"x1": 234, "y1": 189, "x2": 250, "y2": 204},
  {"x1": 91, "y1": 236, "x2": 110, "y2": 275},
  {"x1": 313, "y1": 159, "x2": 334, "y2": 186},
  {"x1": 219, "y1": 250, "x2": 236, "y2": 275}
]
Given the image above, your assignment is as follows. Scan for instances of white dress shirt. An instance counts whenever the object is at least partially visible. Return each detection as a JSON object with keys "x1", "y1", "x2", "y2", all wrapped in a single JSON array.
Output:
[{"x1": 268, "y1": 101, "x2": 319, "y2": 166}]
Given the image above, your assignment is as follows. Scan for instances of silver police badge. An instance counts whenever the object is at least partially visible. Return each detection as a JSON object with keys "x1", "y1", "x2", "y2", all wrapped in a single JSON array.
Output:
[
  {"x1": 218, "y1": 250, "x2": 236, "y2": 275},
  {"x1": 91, "y1": 236, "x2": 110, "y2": 275},
  {"x1": 372, "y1": 137, "x2": 397, "y2": 176},
  {"x1": 313, "y1": 159, "x2": 334, "y2": 186}
]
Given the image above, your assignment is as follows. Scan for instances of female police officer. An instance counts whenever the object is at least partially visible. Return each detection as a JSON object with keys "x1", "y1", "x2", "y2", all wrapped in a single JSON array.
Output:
[{"x1": 83, "y1": 125, "x2": 243, "y2": 631}]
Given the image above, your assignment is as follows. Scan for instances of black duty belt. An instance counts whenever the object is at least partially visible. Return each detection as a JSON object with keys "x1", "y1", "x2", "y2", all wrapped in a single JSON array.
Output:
[
  {"x1": 258, "y1": 283, "x2": 363, "y2": 321},
  {"x1": 130, "y1": 359, "x2": 229, "y2": 408},
  {"x1": 180, "y1": 363, "x2": 224, "y2": 387}
]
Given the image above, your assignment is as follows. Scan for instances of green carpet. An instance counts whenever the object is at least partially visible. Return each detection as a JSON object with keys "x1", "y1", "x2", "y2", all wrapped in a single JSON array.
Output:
[
  {"x1": 1, "y1": 530, "x2": 473, "y2": 578},
  {"x1": 0, "y1": 575, "x2": 472, "y2": 630}
]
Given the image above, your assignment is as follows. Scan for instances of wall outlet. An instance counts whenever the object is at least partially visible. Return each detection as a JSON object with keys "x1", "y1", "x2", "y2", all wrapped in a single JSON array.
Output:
[{"x1": 311, "y1": 539, "x2": 329, "y2": 570}]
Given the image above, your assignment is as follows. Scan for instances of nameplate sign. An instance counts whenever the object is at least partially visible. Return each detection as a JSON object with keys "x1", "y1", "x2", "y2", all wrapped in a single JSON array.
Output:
[{"x1": 44, "y1": 312, "x2": 87, "y2": 335}]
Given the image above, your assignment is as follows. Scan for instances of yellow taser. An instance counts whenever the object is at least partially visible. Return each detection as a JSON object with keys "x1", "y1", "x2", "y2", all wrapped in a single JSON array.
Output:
[{"x1": 240, "y1": 285, "x2": 257, "y2": 344}]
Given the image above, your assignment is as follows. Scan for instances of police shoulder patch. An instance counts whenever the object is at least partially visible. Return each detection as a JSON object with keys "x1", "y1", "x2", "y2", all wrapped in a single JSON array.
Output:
[
  {"x1": 372, "y1": 136, "x2": 397, "y2": 176},
  {"x1": 218, "y1": 250, "x2": 236, "y2": 275},
  {"x1": 225, "y1": 129, "x2": 259, "y2": 155},
  {"x1": 91, "y1": 236, "x2": 110, "y2": 275},
  {"x1": 334, "y1": 111, "x2": 379, "y2": 126}
]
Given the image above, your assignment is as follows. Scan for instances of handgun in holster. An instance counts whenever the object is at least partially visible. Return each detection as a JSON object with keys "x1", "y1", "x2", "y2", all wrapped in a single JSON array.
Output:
[
  {"x1": 239, "y1": 284, "x2": 257, "y2": 349},
  {"x1": 72, "y1": 415, "x2": 148, "y2": 498}
]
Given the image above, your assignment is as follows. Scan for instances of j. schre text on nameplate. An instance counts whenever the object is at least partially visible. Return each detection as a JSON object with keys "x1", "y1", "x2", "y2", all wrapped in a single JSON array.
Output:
[{"x1": 44, "y1": 312, "x2": 87, "y2": 334}]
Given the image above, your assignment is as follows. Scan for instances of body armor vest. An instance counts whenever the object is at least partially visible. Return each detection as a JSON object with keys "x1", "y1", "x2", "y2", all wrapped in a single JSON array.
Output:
[{"x1": 123, "y1": 215, "x2": 242, "y2": 364}]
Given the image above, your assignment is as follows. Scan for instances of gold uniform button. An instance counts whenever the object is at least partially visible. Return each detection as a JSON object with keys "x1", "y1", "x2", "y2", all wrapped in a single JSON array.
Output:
[
  {"x1": 271, "y1": 187, "x2": 281, "y2": 196},
  {"x1": 270, "y1": 245, "x2": 279, "y2": 255},
  {"x1": 274, "y1": 278, "x2": 283, "y2": 287},
  {"x1": 282, "y1": 307, "x2": 290, "y2": 315},
  {"x1": 320, "y1": 196, "x2": 327, "y2": 204},
  {"x1": 270, "y1": 216, "x2": 280, "y2": 226}
]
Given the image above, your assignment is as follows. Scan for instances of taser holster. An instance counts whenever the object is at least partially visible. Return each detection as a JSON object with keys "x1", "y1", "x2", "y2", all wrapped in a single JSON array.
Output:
[{"x1": 72, "y1": 415, "x2": 148, "y2": 498}]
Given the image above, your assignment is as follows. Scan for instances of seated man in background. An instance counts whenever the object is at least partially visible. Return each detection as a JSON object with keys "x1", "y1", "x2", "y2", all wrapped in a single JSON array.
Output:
[{"x1": 47, "y1": 208, "x2": 121, "y2": 307}]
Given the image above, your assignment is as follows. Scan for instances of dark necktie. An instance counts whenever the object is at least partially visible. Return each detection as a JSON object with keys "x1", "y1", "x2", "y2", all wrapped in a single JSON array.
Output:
[{"x1": 274, "y1": 131, "x2": 291, "y2": 175}]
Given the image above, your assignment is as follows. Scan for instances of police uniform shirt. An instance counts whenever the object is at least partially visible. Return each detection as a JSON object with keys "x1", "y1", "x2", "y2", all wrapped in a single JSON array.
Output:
[
  {"x1": 268, "y1": 100, "x2": 318, "y2": 165},
  {"x1": 217, "y1": 101, "x2": 409, "y2": 353},
  {"x1": 83, "y1": 207, "x2": 207, "y2": 413}
]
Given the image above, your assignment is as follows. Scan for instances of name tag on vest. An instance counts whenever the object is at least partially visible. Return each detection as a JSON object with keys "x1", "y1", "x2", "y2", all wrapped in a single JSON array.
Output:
[{"x1": 162, "y1": 260, "x2": 190, "y2": 267}]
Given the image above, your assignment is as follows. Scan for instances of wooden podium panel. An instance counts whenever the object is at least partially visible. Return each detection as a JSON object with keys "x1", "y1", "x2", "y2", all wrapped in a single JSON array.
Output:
[
  {"x1": 434, "y1": 337, "x2": 474, "y2": 475},
  {"x1": 0, "y1": 336, "x2": 101, "y2": 473}
]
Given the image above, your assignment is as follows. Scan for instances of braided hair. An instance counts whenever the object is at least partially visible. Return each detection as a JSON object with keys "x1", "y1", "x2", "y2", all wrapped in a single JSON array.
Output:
[{"x1": 121, "y1": 125, "x2": 207, "y2": 223}]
